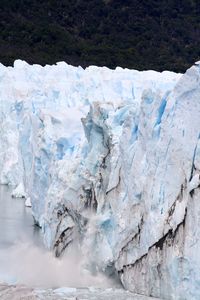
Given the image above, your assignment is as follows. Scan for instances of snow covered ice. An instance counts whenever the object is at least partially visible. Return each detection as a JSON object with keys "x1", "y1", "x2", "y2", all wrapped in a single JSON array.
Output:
[{"x1": 0, "y1": 59, "x2": 200, "y2": 299}]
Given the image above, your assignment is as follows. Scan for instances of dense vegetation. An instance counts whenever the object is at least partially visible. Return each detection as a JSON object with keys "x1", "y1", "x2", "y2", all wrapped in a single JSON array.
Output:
[{"x1": 1, "y1": 0, "x2": 200, "y2": 72}]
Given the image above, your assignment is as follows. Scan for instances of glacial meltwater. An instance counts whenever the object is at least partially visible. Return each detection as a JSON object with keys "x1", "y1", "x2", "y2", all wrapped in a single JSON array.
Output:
[{"x1": 0, "y1": 185, "x2": 43, "y2": 285}]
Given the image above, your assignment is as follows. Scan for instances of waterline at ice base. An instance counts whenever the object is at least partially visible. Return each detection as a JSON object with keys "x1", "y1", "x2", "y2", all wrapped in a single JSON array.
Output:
[{"x1": 0, "y1": 60, "x2": 200, "y2": 300}]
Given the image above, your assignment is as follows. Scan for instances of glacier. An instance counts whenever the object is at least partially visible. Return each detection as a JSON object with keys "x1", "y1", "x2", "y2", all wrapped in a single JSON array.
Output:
[{"x1": 0, "y1": 59, "x2": 200, "y2": 299}]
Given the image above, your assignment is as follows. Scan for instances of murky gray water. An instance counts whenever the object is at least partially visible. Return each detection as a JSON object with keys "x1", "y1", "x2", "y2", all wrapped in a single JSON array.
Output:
[
  {"x1": 0, "y1": 185, "x2": 45, "y2": 285},
  {"x1": 0, "y1": 185, "x2": 42, "y2": 250}
]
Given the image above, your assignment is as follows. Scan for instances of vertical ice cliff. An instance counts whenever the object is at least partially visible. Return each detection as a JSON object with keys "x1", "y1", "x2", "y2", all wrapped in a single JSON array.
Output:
[
  {"x1": 115, "y1": 65, "x2": 200, "y2": 300},
  {"x1": 1, "y1": 60, "x2": 200, "y2": 299}
]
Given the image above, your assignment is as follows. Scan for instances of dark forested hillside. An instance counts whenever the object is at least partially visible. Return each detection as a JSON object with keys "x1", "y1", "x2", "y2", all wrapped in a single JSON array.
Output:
[{"x1": 1, "y1": 0, "x2": 200, "y2": 72}]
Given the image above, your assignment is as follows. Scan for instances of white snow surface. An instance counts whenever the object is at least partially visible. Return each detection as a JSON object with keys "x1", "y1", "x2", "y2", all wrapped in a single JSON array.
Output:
[{"x1": 1, "y1": 59, "x2": 200, "y2": 299}]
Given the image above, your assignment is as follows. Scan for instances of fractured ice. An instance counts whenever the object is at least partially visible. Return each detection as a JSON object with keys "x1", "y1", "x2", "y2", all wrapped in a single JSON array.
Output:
[{"x1": 0, "y1": 59, "x2": 200, "y2": 299}]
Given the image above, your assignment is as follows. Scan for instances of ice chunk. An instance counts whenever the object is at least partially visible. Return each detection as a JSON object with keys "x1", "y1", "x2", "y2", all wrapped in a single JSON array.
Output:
[
  {"x1": 25, "y1": 197, "x2": 32, "y2": 207},
  {"x1": 11, "y1": 183, "x2": 26, "y2": 198},
  {"x1": 188, "y1": 174, "x2": 200, "y2": 192}
]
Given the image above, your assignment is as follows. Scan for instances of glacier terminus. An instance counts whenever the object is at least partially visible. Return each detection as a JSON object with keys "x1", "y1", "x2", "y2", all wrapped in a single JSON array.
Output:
[{"x1": 0, "y1": 60, "x2": 200, "y2": 300}]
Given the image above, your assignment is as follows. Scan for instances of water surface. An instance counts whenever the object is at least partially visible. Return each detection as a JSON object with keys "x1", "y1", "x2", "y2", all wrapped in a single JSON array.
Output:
[{"x1": 0, "y1": 185, "x2": 42, "y2": 249}]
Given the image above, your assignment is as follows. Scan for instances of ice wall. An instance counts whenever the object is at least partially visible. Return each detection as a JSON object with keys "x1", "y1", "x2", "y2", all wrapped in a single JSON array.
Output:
[{"x1": 1, "y1": 60, "x2": 200, "y2": 299}]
